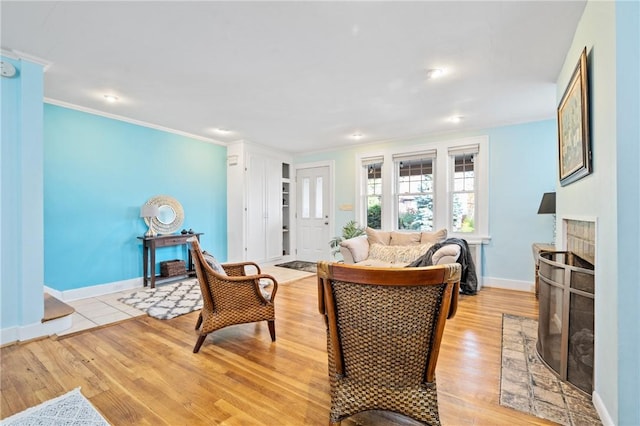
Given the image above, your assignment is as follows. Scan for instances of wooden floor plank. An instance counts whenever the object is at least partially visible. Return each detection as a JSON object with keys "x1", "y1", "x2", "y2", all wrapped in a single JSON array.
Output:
[{"x1": 1, "y1": 277, "x2": 558, "y2": 425}]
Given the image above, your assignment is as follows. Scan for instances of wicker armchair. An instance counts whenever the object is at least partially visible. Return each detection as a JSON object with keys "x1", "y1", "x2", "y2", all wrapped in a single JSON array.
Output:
[
  {"x1": 317, "y1": 261, "x2": 461, "y2": 426},
  {"x1": 189, "y1": 239, "x2": 278, "y2": 353}
]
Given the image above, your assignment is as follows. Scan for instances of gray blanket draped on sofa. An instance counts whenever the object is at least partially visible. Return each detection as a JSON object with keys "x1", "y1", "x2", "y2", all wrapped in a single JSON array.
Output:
[{"x1": 407, "y1": 238, "x2": 478, "y2": 294}]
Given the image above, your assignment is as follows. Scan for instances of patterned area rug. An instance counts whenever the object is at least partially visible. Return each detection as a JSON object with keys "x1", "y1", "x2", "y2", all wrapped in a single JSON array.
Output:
[
  {"x1": 500, "y1": 314, "x2": 601, "y2": 425},
  {"x1": 274, "y1": 260, "x2": 317, "y2": 273},
  {"x1": 118, "y1": 279, "x2": 202, "y2": 320},
  {"x1": 1, "y1": 387, "x2": 109, "y2": 425}
]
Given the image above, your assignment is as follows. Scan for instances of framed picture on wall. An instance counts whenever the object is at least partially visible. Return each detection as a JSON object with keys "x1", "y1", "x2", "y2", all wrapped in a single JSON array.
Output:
[{"x1": 557, "y1": 47, "x2": 592, "y2": 186}]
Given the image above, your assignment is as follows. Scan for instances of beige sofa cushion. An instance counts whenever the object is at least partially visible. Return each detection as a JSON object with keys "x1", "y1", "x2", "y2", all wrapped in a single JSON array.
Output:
[
  {"x1": 339, "y1": 236, "x2": 369, "y2": 263},
  {"x1": 369, "y1": 243, "x2": 431, "y2": 264},
  {"x1": 389, "y1": 231, "x2": 421, "y2": 246},
  {"x1": 366, "y1": 227, "x2": 391, "y2": 245},
  {"x1": 420, "y1": 228, "x2": 448, "y2": 244}
]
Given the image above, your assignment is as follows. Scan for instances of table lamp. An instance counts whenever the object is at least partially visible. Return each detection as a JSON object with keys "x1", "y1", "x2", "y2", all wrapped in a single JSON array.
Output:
[
  {"x1": 140, "y1": 204, "x2": 160, "y2": 237},
  {"x1": 537, "y1": 192, "x2": 556, "y2": 244}
]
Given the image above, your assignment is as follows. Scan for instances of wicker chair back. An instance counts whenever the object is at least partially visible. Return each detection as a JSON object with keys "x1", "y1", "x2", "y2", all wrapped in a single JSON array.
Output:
[{"x1": 317, "y1": 261, "x2": 461, "y2": 425}]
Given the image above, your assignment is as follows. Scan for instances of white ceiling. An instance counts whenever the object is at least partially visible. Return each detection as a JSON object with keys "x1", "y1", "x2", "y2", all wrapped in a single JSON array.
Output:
[{"x1": 1, "y1": 1, "x2": 586, "y2": 154}]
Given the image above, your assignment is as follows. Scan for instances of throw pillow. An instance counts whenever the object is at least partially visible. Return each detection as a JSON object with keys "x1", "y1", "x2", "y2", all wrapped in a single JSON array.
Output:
[
  {"x1": 202, "y1": 250, "x2": 227, "y2": 276},
  {"x1": 420, "y1": 228, "x2": 447, "y2": 244},
  {"x1": 432, "y1": 244, "x2": 461, "y2": 264},
  {"x1": 368, "y1": 243, "x2": 398, "y2": 263},
  {"x1": 389, "y1": 231, "x2": 421, "y2": 246},
  {"x1": 366, "y1": 227, "x2": 391, "y2": 245},
  {"x1": 399, "y1": 244, "x2": 433, "y2": 263},
  {"x1": 369, "y1": 243, "x2": 432, "y2": 263},
  {"x1": 259, "y1": 279, "x2": 273, "y2": 301},
  {"x1": 339, "y1": 235, "x2": 370, "y2": 263}
]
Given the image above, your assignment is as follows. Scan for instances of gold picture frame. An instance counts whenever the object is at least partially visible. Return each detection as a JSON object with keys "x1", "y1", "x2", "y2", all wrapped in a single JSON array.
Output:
[{"x1": 558, "y1": 47, "x2": 592, "y2": 186}]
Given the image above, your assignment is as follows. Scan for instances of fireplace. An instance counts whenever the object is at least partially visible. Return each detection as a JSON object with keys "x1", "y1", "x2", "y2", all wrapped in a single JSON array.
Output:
[{"x1": 537, "y1": 250, "x2": 594, "y2": 394}]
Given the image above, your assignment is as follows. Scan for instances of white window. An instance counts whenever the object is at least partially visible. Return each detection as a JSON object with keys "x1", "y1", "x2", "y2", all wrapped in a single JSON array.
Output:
[
  {"x1": 362, "y1": 157, "x2": 383, "y2": 229},
  {"x1": 393, "y1": 151, "x2": 436, "y2": 231},
  {"x1": 449, "y1": 145, "x2": 478, "y2": 233},
  {"x1": 355, "y1": 136, "x2": 488, "y2": 239}
]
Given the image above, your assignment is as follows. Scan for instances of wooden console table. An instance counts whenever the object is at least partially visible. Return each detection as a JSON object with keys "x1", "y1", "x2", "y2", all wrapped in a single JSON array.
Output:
[{"x1": 138, "y1": 233, "x2": 202, "y2": 288}]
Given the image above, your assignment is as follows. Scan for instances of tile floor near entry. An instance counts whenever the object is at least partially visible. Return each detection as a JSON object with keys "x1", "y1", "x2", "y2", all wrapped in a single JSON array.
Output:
[
  {"x1": 58, "y1": 265, "x2": 314, "y2": 337},
  {"x1": 60, "y1": 290, "x2": 146, "y2": 337}
]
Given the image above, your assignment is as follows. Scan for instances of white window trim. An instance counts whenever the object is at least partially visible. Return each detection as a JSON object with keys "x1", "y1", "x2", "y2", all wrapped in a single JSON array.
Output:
[
  {"x1": 356, "y1": 152, "x2": 385, "y2": 228},
  {"x1": 355, "y1": 136, "x2": 490, "y2": 243}
]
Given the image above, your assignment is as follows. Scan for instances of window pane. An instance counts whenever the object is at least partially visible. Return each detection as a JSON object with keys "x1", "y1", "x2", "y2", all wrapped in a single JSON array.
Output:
[
  {"x1": 302, "y1": 177, "x2": 310, "y2": 218},
  {"x1": 315, "y1": 177, "x2": 323, "y2": 218},
  {"x1": 396, "y1": 157, "x2": 434, "y2": 231},
  {"x1": 367, "y1": 195, "x2": 382, "y2": 229},
  {"x1": 364, "y1": 162, "x2": 383, "y2": 229},
  {"x1": 397, "y1": 195, "x2": 433, "y2": 231},
  {"x1": 451, "y1": 152, "x2": 476, "y2": 233},
  {"x1": 452, "y1": 192, "x2": 475, "y2": 232},
  {"x1": 410, "y1": 180, "x2": 422, "y2": 193}
]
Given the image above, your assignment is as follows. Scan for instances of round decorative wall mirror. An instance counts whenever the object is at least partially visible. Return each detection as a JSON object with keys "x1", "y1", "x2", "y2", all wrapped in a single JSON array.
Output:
[{"x1": 143, "y1": 195, "x2": 184, "y2": 235}]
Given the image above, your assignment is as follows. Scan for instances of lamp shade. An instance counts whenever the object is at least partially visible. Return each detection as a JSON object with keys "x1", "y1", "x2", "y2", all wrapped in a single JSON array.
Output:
[
  {"x1": 537, "y1": 192, "x2": 556, "y2": 214},
  {"x1": 140, "y1": 204, "x2": 159, "y2": 218}
]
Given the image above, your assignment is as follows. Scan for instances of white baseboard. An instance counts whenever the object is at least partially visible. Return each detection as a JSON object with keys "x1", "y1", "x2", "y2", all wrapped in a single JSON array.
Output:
[
  {"x1": 482, "y1": 276, "x2": 534, "y2": 293},
  {"x1": 1, "y1": 315, "x2": 73, "y2": 346},
  {"x1": 592, "y1": 390, "x2": 614, "y2": 426},
  {"x1": 45, "y1": 277, "x2": 144, "y2": 302}
]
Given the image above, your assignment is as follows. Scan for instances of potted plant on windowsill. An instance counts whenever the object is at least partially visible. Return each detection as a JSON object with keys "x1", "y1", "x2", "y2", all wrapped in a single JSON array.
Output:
[{"x1": 329, "y1": 220, "x2": 366, "y2": 259}]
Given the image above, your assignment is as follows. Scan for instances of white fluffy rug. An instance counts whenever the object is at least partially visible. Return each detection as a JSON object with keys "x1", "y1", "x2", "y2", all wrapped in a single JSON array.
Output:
[
  {"x1": 1, "y1": 388, "x2": 109, "y2": 425},
  {"x1": 118, "y1": 279, "x2": 202, "y2": 320}
]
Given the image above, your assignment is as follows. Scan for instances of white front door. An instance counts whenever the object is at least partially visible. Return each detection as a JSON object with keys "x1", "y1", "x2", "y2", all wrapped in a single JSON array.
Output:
[{"x1": 296, "y1": 165, "x2": 331, "y2": 261}]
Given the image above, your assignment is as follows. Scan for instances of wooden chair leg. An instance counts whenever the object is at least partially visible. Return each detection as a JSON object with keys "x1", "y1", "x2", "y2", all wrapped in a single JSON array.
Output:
[
  {"x1": 193, "y1": 335, "x2": 207, "y2": 353},
  {"x1": 267, "y1": 320, "x2": 276, "y2": 341},
  {"x1": 195, "y1": 312, "x2": 203, "y2": 330}
]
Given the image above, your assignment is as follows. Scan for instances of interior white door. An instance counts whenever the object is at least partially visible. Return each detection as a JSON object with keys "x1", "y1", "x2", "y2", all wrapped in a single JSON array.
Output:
[
  {"x1": 296, "y1": 166, "x2": 331, "y2": 261},
  {"x1": 246, "y1": 154, "x2": 267, "y2": 261}
]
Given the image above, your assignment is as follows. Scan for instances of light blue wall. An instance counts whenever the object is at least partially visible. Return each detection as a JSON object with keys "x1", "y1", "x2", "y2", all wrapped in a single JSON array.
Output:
[
  {"x1": 555, "y1": 2, "x2": 620, "y2": 423},
  {"x1": 555, "y1": 1, "x2": 639, "y2": 423},
  {"x1": 615, "y1": 1, "x2": 639, "y2": 424},
  {"x1": 1, "y1": 57, "x2": 45, "y2": 332},
  {"x1": 295, "y1": 119, "x2": 557, "y2": 284},
  {"x1": 485, "y1": 121, "x2": 556, "y2": 282},
  {"x1": 44, "y1": 104, "x2": 228, "y2": 291}
]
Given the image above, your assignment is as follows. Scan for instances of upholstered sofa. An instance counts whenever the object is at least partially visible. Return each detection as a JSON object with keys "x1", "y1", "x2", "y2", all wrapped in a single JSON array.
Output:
[{"x1": 339, "y1": 228, "x2": 461, "y2": 267}]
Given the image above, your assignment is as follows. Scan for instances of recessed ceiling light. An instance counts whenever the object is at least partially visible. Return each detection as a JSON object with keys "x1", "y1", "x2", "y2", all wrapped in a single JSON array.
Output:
[
  {"x1": 448, "y1": 115, "x2": 464, "y2": 123},
  {"x1": 214, "y1": 128, "x2": 232, "y2": 135},
  {"x1": 350, "y1": 132, "x2": 364, "y2": 140},
  {"x1": 425, "y1": 68, "x2": 444, "y2": 80},
  {"x1": 103, "y1": 94, "x2": 119, "y2": 103}
]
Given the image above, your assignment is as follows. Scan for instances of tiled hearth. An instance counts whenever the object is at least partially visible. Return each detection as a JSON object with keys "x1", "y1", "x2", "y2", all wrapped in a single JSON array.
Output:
[{"x1": 500, "y1": 314, "x2": 601, "y2": 425}]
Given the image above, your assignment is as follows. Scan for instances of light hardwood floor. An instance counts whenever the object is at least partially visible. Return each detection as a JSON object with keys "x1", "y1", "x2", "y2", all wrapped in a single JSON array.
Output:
[{"x1": 1, "y1": 276, "x2": 557, "y2": 425}]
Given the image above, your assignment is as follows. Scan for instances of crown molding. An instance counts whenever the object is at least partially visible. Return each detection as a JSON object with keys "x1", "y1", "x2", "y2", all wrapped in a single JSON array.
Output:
[
  {"x1": 44, "y1": 98, "x2": 227, "y2": 146},
  {"x1": 0, "y1": 49, "x2": 52, "y2": 71}
]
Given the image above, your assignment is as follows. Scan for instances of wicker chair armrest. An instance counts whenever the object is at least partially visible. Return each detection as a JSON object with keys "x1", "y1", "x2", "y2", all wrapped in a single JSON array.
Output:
[
  {"x1": 213, "y1": 273, "x2": 278, "y2": 303},
  {"x1": 221, "y1": 261, "x2": 261, "y2": 276}
]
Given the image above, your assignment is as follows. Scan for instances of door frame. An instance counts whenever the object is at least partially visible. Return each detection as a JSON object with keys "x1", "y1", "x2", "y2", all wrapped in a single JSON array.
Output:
[{"x1": 294, "y1": 160, "x2": 335, "y2": 260}]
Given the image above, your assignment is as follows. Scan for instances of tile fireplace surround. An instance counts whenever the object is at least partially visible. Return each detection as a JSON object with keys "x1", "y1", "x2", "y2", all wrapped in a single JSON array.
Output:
[{"x1": 565, "y1": 219, "x2": 595, "y2": 265}]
